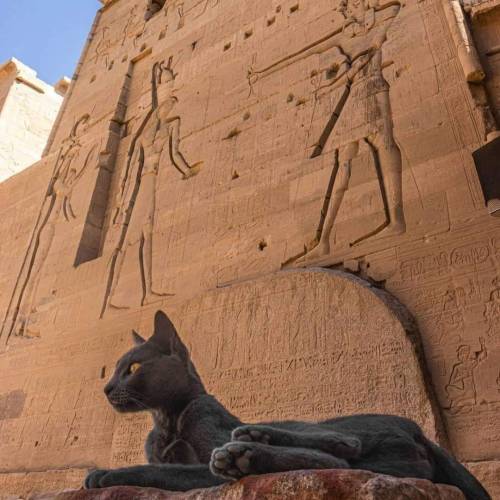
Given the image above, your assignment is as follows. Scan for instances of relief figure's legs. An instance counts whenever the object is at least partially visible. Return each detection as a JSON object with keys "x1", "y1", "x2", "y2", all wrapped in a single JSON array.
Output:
[
  {"x1": 108, "y1": 243, "x2": 131, "y2": 310},
  {"x1": 138, "y1": 166, "x2": 174, "y2": 306},
  {"x1": 13, "y1": 216, "x2": 57, "y2": 336},
  {"x1": 373, "y1": 125, "x2": 405, "y2": 236},
  {"x1": 141, "y1": 217, "x2": 174, "y2": 306},
  {"x1": 298, "y1": 141, "x2": 358, "y2": 262},
  {"x1": 355, "y1": 91, "x2": 405, "y2": 244},
  {"x1": 210, "y1": 441, "x2": 349, "y2": 480},
  {"x1": 108, "y1": 181, "x2": 151, "y2": 310}
]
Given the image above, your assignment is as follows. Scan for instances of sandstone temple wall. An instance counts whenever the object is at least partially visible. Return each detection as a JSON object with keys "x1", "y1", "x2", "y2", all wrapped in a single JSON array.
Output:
[
  {"x1": 0, "y1": 59, "x2": 68, "y2": 183},
  {"x1": 0, "y1": 0, "x2": 499, "y2": 497}
]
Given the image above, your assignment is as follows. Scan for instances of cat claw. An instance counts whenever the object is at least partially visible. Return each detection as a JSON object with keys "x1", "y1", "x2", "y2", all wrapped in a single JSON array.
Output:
[
  {"x1": 210, "y1": 443, "x2": 255, "y2": 480},
  {"x1": 232, "y1": 426, "x2": 271, "y2": 444}
]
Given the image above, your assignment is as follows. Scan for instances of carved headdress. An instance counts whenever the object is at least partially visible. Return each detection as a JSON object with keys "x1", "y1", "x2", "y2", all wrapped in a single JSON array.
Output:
[{"x1": 151, "y1": 57, "x2": 176, "y2": 109}]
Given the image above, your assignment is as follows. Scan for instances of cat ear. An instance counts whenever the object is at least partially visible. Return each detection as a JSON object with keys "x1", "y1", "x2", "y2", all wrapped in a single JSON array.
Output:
[
  {"x1": 132, "y1": 330, "x2": 146, "y2": 346},
  {"x1": 151, "y1": 310, "x2": 189, "y2": 360}
]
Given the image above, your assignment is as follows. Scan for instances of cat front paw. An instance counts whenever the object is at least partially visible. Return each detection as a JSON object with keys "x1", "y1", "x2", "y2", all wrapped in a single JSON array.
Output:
[
  {"x1": 232, "y1": 425, "x2": 271, "y2": 444},
  {"x1": 84, "y1": 468, "x2": 148, "y2": 488},
  {"x1": 84, "y1": 469, "x2": 109, "y2": 489},
  {"x1": 210, "y1": 443, "x2": 255, "y2": 480}
]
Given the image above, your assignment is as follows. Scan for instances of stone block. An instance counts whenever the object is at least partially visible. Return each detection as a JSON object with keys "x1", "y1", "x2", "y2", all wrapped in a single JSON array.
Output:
[{"x1": 28, "y1": 470, "x2": 465, "y2": 500}]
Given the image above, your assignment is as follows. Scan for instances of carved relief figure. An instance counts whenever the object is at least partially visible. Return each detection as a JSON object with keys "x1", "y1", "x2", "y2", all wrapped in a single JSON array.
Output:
[
  {"x1": 1, "y1": 115, "x2": 96, "y2": 341},
  {"x1": 95, "y1": 26, "x2": 112, "y2": 69},
  {"x1": 122, "y1": 5, "x2": 145, "y2": 47},
  {"x1": 177, "y1": 3, "x2": 185, "y2": 30},
  {"x1": 483, "y1": 277, "x2": 500, "y2": 337},
  {"x1": 445, "y1": 338, "x2": 487, "y2": 414},
  {"x1": 102, "y1": 58, "x2": 202, "y2": 316},
  {"x1": 435, "y1": 311, "x2": 464, "y2": 345},
  {"x1": 250, "y1": 0, "x2": 405, "y2": 264},
  {"x1": 305, "y1": 0, "x2": 405, "y2": 259}
]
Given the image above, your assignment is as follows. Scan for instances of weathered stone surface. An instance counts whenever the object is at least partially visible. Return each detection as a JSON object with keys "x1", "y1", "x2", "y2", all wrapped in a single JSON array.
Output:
[{"x1": 29, "y1": 470, "x2": 465, "y2": 500}]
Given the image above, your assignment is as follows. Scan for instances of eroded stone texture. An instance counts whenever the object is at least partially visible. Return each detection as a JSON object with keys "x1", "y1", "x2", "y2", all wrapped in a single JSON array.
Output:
[
  {"x1": 28, "y1": 470, "x2": 465, "y2": 500},
  {"x1": 0, "y1": 0, "x2": 499, "y2": 496}
]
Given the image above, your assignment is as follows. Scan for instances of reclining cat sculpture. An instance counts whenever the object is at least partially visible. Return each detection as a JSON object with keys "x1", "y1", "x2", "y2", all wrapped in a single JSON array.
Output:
[{"x1": 85, "y1": 311, "x2": 490, "y2": 499}]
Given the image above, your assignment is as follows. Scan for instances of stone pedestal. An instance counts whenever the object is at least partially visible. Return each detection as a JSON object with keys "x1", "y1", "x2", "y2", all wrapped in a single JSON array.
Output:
[{"x1": 29, "y1": 470, "x2": 465, "y2": 500}]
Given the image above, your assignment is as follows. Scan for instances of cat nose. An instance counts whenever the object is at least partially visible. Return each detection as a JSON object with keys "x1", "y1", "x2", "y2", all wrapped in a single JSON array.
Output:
[{"x1": 104, "y1": 382, "x2": 115, "y2": 396}]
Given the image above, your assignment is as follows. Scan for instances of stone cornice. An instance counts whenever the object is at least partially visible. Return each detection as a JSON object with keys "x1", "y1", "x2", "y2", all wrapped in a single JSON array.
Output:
[{"x1": 0, "y1": 58, "x2": 66, "y2": 95}]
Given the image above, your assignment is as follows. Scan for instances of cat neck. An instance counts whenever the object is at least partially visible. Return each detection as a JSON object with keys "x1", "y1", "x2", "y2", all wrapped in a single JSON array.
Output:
[
  {"x1": 151, "y1": 392, "x2": 239, "y2": 436},
  {"x1": 150, "y1": 393, "x2": 241, "y2": 463},
  {"x1": 151, "y1": 385, "x2": 208, "y2": 429}
]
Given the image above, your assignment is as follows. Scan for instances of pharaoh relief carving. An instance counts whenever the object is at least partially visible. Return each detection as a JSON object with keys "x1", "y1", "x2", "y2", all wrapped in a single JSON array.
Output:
[
  {"x1": 0, "y1": 116, "x2": 99, "y2": 342},
  {"x1": 250, "y1": 0, "x2": 405, "y2": 266},
  {"x1": 101, "y1": 58, "x2": 203, "y2": 316}
]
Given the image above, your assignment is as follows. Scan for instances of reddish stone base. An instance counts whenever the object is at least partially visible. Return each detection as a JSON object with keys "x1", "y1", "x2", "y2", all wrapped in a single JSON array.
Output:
[{"x1": 31, "y1": 470, "x2": 465, "y2": 500}]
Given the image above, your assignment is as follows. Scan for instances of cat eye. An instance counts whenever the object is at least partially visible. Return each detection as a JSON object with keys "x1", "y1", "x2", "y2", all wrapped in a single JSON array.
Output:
[{"x1": 129, "y1": 363, "x2": 141, "y2": 374}]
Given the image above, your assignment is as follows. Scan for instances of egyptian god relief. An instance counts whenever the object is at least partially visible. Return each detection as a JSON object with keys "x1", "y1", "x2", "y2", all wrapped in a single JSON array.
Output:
[
  {"x1": 102, "y1": 58, "x2": 203, "y2": 316},
  {"x1": 249, "y1": 0, "x2": 405, "y2": 265},
  {"x1": 1, "y1": 115, "x2": 99, "y2": 342}
]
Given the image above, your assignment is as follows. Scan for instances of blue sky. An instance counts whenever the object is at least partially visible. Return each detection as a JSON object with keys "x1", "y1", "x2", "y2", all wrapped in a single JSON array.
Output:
[{"x1": 0, "y1": 1, "x2": 100, "y2": 85}]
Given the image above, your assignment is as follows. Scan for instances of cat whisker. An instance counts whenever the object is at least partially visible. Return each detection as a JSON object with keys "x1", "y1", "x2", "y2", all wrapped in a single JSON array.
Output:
[{"x1": 127, "y1": 393, "x2": 151, "y2": 411}]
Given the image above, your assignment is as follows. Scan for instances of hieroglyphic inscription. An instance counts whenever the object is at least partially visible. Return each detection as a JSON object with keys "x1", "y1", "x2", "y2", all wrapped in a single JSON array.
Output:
[
  {"x1": 399, "y1": 240, "x2": 492, "y2": 282},
  {"x1": 110, "y1": 413, "x2": 151, "y2": 466},
  {"x1": 169, "y1": 269, "x2": 439, "y2": 439}
]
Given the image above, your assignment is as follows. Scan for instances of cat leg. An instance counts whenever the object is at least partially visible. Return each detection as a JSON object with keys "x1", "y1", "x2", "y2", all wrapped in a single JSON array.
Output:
[
  {"x1": 210, "y1": 442, "x2": 350, "y2": 480},
  {"x1": 232, "y1": 425, "x2": 361, "y2": 459},
  {"x1": 353, "y1": 436, "x2": 434, "y2": 480},
  {"x1": 85, "y1": 464, "x2": 226, "y2": 490}
]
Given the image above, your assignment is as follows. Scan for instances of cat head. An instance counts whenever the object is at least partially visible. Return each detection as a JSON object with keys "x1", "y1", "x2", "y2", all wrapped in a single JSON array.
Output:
[{"x1": 104, "y1": 311, "x2": 205, "y2": 413}]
